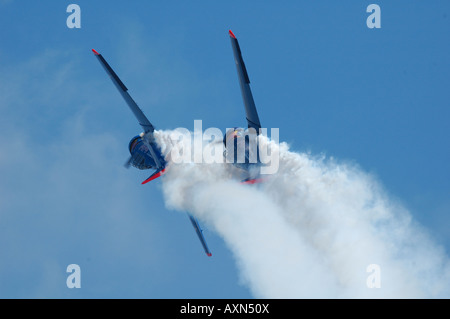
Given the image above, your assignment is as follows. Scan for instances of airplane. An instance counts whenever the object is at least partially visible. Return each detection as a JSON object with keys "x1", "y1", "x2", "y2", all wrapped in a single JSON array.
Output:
[{"x1": 92, "y1": 30, "x2": 264, "y2": 257}]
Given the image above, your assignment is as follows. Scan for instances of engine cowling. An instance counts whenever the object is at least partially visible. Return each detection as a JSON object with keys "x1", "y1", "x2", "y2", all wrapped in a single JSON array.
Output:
[
  {"x1": 127, "y1": 135, "x2": 156, "y2": 170},
  {"x1": 128, "y1": 135, "x2": 141, "y2": 154}
]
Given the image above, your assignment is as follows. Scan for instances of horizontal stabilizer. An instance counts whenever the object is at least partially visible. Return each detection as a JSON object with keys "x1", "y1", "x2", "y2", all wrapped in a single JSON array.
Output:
[
  {"x1": 141, "y1": 168, "x2": 166, "y2": 184},
  {"x1": 241, "y1": 177, "x2": 266, "y2": 185}
]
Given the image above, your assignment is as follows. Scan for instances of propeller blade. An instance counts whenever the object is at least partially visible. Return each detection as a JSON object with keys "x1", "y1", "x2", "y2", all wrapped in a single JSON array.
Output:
[{"x1": 124, "y1": 156, "x2": 133, "y2": 169}]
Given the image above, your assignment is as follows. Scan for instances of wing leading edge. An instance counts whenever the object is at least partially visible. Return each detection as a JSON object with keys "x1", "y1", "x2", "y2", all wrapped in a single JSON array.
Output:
[{"x1": 229, "y1": 30, "x2": 261, "y2": 133}]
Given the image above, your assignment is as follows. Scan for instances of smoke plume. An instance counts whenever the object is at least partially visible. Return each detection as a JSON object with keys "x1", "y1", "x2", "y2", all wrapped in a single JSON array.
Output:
[{"x1": 155, "y1": 130, "x2": 450, "y2": 298}]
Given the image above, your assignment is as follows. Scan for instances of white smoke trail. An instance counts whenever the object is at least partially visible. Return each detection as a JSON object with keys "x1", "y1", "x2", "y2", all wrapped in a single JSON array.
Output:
[{"x1": 155, "y1": 130, "x2": 450, "y2": 298}]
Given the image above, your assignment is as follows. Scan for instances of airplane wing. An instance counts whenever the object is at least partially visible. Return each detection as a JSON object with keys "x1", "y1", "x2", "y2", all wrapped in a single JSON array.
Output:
[
  {"x1": 188, "y1": 214, "x2": 212, "y2": 257},
  {"x1": 92, "y1": 49, "x2": 165, "y2": 172},
  {"x1": 229, "y1": 30, "x2": 262, "y2": 133},
  {"x1": 92, "y1": 49, "x2": 155, "y2": 134}
]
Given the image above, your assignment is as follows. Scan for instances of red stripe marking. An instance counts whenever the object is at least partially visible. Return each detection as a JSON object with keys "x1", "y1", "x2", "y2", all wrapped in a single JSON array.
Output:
[
  {"x1": 240, "y1": 178, "x2": 266, "y2": 185},
  {"x1": 92, "y1": 49, "x2": 100, "y2": 55},
  {"x1": 228, "y1": 30, "x2": 236, "y2": 39},
  {"x1": 141, "y1": 169, "x2": 166, "y2": 185}
]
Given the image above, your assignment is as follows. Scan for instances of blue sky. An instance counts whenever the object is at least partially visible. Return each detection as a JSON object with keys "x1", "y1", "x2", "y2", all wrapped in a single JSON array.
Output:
[{"x1": 0, "y1": 1, "x2": 449, "y2": 298}]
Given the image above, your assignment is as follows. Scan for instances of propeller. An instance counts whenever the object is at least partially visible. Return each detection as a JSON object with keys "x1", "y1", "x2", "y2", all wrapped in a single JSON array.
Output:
[{"x1": 124, "y1": 156, "x2": 133, "y2": 169}]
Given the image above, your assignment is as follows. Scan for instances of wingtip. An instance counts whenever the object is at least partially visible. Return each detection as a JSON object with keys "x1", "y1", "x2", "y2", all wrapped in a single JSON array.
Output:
[
  {"x1": 228, "y1": 29, "x2": 236, "y2": 39},
  {"x1": 92, "y1": 49, "x2": 100, "y2": 56}
]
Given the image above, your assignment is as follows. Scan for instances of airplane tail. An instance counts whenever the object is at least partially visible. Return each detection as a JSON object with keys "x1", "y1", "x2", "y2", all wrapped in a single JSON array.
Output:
[{"x1": 141, "y1": 167, "x2": 166, "y2": 185}]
